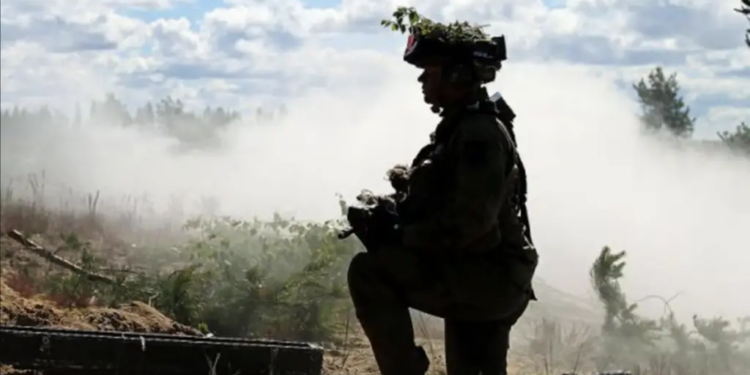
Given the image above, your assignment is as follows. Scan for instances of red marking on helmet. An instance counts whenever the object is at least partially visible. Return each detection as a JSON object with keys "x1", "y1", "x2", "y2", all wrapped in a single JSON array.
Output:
[{"x1": 405, "y1": 34, "x2": 417, "y2": 55}]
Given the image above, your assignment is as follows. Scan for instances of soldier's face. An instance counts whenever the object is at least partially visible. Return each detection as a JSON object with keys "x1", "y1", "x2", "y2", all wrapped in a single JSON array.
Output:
[{"x1": 418, "y1": 64, "x2": 443, "y2": 105}]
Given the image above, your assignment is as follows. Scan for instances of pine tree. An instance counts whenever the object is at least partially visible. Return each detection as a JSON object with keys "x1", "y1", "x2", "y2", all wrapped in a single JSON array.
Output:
[
  {"x1": 633, "y1": 67, "x2": 695, "y2": 138},
  {"x1": 718, "y1": 122, "x2": 750, "y2": 154},
  {"x1": 737, "y1": 0, "x2": 750, "y2": 47}
]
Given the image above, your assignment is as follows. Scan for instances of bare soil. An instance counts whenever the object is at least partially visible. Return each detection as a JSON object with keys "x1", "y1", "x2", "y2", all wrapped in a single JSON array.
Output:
[{"x1": 0, "y1": 280, "x2": 200, "y2": 335}]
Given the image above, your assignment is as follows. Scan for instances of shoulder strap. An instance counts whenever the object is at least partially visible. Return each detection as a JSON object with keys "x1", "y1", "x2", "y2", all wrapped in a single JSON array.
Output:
[{"x1": 474, "y1": 99, "x2": 534, "y2": 247}]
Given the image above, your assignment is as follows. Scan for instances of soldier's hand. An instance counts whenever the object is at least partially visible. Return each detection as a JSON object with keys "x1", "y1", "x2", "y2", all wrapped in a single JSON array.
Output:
[{"x1": 345, "y1": 205, "x2": 372, "y2": 231}]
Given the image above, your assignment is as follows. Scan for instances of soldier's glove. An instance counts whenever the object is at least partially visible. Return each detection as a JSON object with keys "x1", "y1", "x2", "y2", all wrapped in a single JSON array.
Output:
[
  {"x1": 338, "y1": 190, "x2": 402, "y2": 252},
  {"x1": 386, "y1": 164, "x2": 410, "y2": 194}
]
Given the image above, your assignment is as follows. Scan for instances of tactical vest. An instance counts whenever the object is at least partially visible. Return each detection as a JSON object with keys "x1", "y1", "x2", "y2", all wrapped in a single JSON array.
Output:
[
  {"x1": 407, "y1": 99, "x2": 538, "y2": 301},
  {"x1": 409, "y1": 99, "x2": 534, "y2": 247}
]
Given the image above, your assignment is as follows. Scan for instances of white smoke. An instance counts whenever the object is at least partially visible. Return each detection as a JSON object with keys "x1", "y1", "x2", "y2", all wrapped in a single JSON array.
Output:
[{"x1": 1, "y1": 58, "x2": 748, "y2": 323}]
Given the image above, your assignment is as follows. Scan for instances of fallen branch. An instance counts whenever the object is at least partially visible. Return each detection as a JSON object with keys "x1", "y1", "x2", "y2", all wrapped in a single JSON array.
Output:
[{"x1": 6, "y1": 229, "x2": 115, "y2": 285}]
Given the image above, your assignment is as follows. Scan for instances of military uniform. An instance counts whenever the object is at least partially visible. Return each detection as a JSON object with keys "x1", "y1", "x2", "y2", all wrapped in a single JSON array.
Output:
[
  {"x1": 347, "y1": 91, "x2": 538, "y2": 374},
  {"x1": 347, "y1": 14, "x2": 537, "y2": 374}
]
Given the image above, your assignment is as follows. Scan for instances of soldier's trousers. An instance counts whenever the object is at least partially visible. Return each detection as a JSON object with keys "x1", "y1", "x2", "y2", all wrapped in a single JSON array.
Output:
[
  {"x1": 444, "y1": 318, "x2": 521, "y2": 374},
  {"x1": 347, "y1": 246, "x2": 533, "y2": 375}
]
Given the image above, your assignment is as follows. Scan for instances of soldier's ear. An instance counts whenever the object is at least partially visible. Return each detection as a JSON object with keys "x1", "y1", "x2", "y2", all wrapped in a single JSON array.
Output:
[{"x1": 445, "y1": 65, "x2": 475, "y2": 86}]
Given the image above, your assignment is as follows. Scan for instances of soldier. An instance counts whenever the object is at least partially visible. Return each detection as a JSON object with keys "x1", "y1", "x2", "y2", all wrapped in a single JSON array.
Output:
[{"x1": 346, "y1": 19, "x2": 538, "y2": 375}]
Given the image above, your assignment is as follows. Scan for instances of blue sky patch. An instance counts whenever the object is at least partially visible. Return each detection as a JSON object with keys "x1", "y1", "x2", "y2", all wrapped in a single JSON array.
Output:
[
  {"x1": 303, "y1": 0, "x2": 342, "y2": 9},
  {"x1": 122, "y1": 0, "x2": 222, "y2": 23},
  {"x1": 124, "y1": 0, "x2": 344, "y2": 23},
  {"x1": 541, "y1": 0, "x2": 567, "y2": 9}
]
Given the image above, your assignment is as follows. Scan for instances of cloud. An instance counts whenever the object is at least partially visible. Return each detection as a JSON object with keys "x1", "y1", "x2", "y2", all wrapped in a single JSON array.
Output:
[
  {"x1": 619, "y1": 0, "x2": 745, "y2": 50},
  {"x1": 1, "y1": 0, "x2": 746, "y2": 122}
]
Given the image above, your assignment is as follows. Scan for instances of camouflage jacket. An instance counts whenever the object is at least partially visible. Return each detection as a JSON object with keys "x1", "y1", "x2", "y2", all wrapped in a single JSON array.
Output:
[{"x1": 401, "y1": 95, "x2": 528, "y2": 255}]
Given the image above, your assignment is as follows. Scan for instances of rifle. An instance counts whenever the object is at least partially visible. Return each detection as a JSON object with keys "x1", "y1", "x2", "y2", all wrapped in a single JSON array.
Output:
[
  {"x1": 337, "y1": 159, "x2": 415, "y2": 248},
  {"x1": 337, "y1": 189, "x2": 402, "y2": 252}
]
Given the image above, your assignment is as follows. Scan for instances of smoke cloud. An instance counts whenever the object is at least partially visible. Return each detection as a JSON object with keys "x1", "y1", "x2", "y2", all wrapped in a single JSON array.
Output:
[{"x1": 1, "y1": 59, "x2": 748, "y2": 323}]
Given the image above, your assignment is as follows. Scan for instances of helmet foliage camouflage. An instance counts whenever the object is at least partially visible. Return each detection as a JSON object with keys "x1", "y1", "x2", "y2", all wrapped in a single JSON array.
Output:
[{"x1": 381, "y1": 7, "x2": 507, "y2": 83}]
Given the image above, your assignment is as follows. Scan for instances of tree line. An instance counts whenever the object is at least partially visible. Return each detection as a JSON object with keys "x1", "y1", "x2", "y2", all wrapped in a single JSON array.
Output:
[
  {"x1": 1, "y1": 70, "x2": 748, "y2": 155},
  {"x1": 0, "y1": 94, "x2": 288, "y2": 152}
]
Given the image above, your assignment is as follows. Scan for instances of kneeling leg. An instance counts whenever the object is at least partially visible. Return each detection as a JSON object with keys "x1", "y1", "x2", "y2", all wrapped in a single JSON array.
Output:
[
  {"x1": 444, "y1": 298, "x2": 529, "y2": 375},
  {"x1": 445, "y1": 319, "x2": 510, "y2": 375},
  {"x1": 347, "y1": 251, "x2": 441, "y2": 375}
]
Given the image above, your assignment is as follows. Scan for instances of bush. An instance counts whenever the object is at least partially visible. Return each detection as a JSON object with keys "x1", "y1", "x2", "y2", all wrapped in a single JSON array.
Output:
[
  {"x1": 513, "y1": 247, "x2": 749, "y2": 375},
  {"x1": 0, "y1": 179, "x2": 359, "y2": 343},
  {"x1": 587, "y1": 246, "x2": 750, "y2": 374}
]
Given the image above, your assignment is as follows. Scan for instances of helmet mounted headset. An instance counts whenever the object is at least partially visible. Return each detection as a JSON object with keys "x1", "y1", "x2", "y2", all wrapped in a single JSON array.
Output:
[
  {"x1": 403, "y1": 31, "x2": 508, "y2": 83},
  {"x1": 403, "y1": 29, "x2": 509, "y2": 115}
]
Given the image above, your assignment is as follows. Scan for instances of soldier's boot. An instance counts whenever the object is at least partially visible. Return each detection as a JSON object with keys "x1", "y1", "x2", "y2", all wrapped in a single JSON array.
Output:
[
  {"x1": 444, "y1": 319, "x2": 510, "y2": 375},
  {"x1": 355, "y1": 308, "x2": 430, "y2": 374},
  {"x1": 348, "y1": 253, "x2": 430, "y2": 375}
]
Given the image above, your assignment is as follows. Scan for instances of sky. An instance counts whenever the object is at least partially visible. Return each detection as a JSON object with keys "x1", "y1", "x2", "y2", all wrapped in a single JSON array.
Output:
[
  {"x1": 1, "y1": 0, "x2": 750, "y2": 321},
  {"x1": 1, "y1": 0, "x2": 748, "y2": 138}
]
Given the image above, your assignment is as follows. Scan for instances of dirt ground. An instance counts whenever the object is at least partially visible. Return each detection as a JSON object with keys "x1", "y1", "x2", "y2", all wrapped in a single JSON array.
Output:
[
  {"x1": 0, "y1": 279, "x2": 200, "y2": 335},
  {"x1": 0, "y1": 234, "x2": 201, "y2": 335},
  {"x1": 322, "y1": 334, "x2": 531, "y2": 375},
  {"x1": 0, "y1": 276, "x2": 201, "y2": 375}
]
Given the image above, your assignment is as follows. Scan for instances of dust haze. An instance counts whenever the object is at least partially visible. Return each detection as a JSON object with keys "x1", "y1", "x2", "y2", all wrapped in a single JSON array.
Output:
[{"x1": 1, "y1": 59, "x2": 748, "y2": 323}]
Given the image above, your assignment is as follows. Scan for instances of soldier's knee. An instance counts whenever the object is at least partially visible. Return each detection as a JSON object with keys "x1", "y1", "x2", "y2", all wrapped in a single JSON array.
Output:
[
  {"x1": 347, "y1": 252, "x2": 403, "y2": 314},
  {"x1": 347, "y1": 252, "x2": 379, "y2": 304},
  {"x1": 347, "y1": 252, "x2": 372, "y2": 289}
]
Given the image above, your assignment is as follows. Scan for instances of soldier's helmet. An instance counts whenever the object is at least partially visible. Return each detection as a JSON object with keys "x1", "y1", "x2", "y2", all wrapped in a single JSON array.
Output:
[{"x1": 401, "y1": 20, "x2": 507, "y2": 84}]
